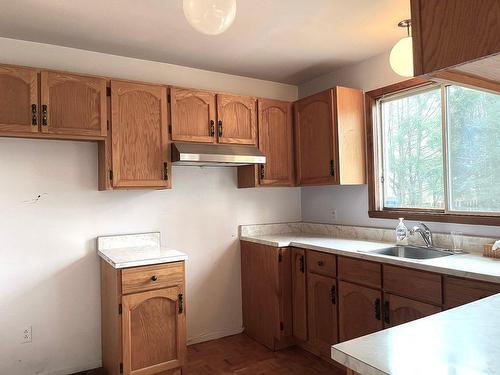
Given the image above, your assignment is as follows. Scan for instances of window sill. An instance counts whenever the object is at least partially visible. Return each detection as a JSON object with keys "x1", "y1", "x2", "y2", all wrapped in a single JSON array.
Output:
[{"x1": 369, "y1": 210, "x2": 500, "y2": 226}]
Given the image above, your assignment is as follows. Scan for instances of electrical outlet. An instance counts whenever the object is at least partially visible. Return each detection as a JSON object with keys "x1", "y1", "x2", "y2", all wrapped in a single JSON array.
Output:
[
  {"x1": 22, "y1": 326, "x2": 32, "y2": 344},
  {"x1": 331, "y1": 210, "x2": 337, "y2": 220}
]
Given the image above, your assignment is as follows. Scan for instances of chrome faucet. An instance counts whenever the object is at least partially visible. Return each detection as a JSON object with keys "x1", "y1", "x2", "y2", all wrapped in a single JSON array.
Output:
[{"x1": 410, "y1": 222, "x2": 434, "y2": 248}]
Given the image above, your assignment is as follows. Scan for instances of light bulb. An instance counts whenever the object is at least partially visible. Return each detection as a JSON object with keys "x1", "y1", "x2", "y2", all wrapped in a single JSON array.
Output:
[
  {"x1": 390, "y1": 36, "x2": 414, "y2": 77},
  {"x1": 183, "y1": 0, "x2": 237, "y2": 35}
]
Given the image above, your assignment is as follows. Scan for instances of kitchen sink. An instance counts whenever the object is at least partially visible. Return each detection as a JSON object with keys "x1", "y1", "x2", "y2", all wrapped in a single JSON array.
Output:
[{"x1": 363, "y1": 245, "x2": 455, "y2": 260}]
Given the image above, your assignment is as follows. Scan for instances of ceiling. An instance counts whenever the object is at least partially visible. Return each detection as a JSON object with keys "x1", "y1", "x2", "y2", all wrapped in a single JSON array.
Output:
[{"x1": 0, "y1": 0, "x2": 410, "y2": 84}]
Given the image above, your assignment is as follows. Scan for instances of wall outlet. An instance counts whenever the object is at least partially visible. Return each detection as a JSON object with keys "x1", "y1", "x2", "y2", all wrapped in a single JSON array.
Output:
[
  {"x1": 22, "y1": 326, "x2": 32, "y2": 344},
  {"x1": 331, "y1": 210, "x2": 337, "y2": 220}
]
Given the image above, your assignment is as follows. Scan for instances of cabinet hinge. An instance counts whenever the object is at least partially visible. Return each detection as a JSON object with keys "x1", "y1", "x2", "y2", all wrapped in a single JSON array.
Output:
[
  {"x1": 109, "y1": 170, "x2": 113, "y2": 181},
  {"x1": 118, "y1": 303, "x2": 122, "y2": 315},
  {"x1": 280, "y1": 321, "x2": 284, "y2": 331},
  {"x1": 163, "y1": 161, "x2": 169, "y2": 180},
  {"x1": 119, "y1": 362, "x2": 123, "y2": 374},
  {"x1": 168, "y1": 125, "x2": 172, "y2": 134},
  {"x1": 329, "y1": 159, "x2": 335, "y2": 177},
  {"x1": 106, "y1": 87, "x2": 111, "y2": 97},
  {"x1": 107, "y1": 120, "x2": 110, "y2": 131},
  {"x1": 167, "y1": 94, "x2": 171, "y2": 103},
  {"x1": 278, "y1": 253, "x2": 283, "y2": 263}
]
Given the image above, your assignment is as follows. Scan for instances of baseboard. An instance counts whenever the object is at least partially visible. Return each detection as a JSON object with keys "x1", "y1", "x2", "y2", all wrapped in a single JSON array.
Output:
[{"x1": 187, "y1": 327, "x2": 244, "y2": 345}]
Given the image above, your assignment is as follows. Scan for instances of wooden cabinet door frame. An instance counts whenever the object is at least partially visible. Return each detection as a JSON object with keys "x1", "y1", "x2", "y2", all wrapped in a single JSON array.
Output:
[
  {"x1": 40, "y1": 71, "x2": 107, "y2": 137},
  {"x1": 110, "y1": 80, "x2": 170, "y2": 189},
  {"x1": 258, "y1": 98, "x2": 294, "y2": 186},
  {"x1": 170, "y1": 87, "x2": 216, "y2": 143},
  {"x1": 216, "y1": 93, "x2": 257, "y2": 145},
  {"x1": 122, "y1": 286, "x2": 186, "y2": 375},
  {"x1": 0, "y1": 65, "x2": 39, "y2": 133},
  {"x1": 291, "y1": 248, "x2": 307, "y2": 341},
  {"x1": 294, "y1": 89, "x2": 338, "y2": 186}
]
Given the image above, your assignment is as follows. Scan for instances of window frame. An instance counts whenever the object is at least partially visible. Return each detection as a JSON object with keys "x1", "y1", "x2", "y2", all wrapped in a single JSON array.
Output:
[{"x1": 366, "y1": 77, "x2": 500, "y2": 226}]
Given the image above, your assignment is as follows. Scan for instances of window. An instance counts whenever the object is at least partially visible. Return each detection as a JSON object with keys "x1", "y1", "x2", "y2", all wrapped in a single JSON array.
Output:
[{"x1": 367, "y1": 78, "x2": 500, "y2": 225}]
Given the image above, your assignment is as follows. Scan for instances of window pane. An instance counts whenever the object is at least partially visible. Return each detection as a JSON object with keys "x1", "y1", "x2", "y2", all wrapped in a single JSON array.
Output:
[
  {"x1": 381, "y1": 87, "x2": 444, "y2": 209},
  {"x1": 447, "y1": 85, "x2": 500, "y2": 213}
]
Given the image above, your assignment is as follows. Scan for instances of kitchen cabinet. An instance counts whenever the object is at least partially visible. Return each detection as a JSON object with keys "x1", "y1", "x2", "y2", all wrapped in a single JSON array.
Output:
[
  {"x1": 240, "y1": 241, "x2": 293, "y2": 350},
  {"x1": 217, "y1": 93, "x2": 257, "y2": 145},
  {"x1": 101, "y1": 260, "x2": 186, "y2": 375},
  {"x1": 338, "y1": 256, "x2": 381, "y2": 289},
  {"x1": 294, "y1": 86, "x2": 365, "y2": 186},
  {"x1": 170, "y1": 87, "x2": 216, "y2": 143},
  {"x1": 109, "y1": 80, "x2": 171, "y2": 189},
  {"x1": 383, "y1": 293, "x2": 441, "y2": 328},
  {"x1": 338, "y1": 281, "x2": 382, "y2": 341},
  {"x1": 411, "y1": 0, "x2": 500, "y2": 87},
  {"x1": 444, "y1": 276, "x2": 500, "y2": 309},
  {"x1": 238, "y1": 98, "x2": 294, "y2": 188},
  {"x1": 307, "y1": 272, "x2": 338, "y2": 357},
  {"x1": 0, "y1": 65, "x2": 38, "y2": 134},
  {"x1": 291, "y1": 248, "x2": 307, "y2": 341},
  {"x1": 40, "y1": 71, "x2": 107, "y2": 137}
]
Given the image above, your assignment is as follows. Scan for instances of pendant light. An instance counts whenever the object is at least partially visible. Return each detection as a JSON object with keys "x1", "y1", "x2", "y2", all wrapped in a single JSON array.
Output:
[
  {"x1": 183, "y1": 0, "x2": 237, "y2": 35},
  {"x1": 389, "y1": 19, "x2": 414, "y2": 77}
]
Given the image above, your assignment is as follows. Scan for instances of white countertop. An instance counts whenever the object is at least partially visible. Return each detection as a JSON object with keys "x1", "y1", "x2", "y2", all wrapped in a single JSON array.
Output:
[
  {"x1": 240, "y1": 233, "x2": 500, "y2": 284},
  {"x1": 331, "y1": 293, "x2": 500, "y2": 375},
  {"x1": 98, "y1": 246, "x2": 188, "y2": 269}
]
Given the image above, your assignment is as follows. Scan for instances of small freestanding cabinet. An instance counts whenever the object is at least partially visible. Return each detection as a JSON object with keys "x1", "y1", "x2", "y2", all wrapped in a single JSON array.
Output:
[{"x1": 98, "y1": 233, "x2": 188, "y2": 375}]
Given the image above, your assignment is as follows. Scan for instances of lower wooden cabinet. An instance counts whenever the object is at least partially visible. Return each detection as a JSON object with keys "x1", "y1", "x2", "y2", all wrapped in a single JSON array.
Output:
[
  {"x1": 444, "y1": 276, "x2": 500, "y2": 309},
  {"x1": 383, "y1": 293, "x2": 441, "y2": 328},
  {"x1": 307, "y1": 273, "x2": 338, "y2": 357},
  {"x1": 338, "y1": 281, "x2": 383, "y2": 341},
  {"x1": 101, "y1": 260, "x2": 186, "y2": 375},
  {"x1": 240, "y1": 241, "x2": 293, "y2": 350}
]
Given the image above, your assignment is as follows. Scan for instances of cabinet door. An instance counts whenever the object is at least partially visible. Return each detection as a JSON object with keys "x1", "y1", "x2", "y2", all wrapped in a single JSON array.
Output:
[
  {"x1": 40, "y1": 71, "x2": 107, "y2": 137},
  {"x1": 307, "y1": 273, "x2": 338, "y2": 357},
  {"x1": 170, "y1": 87, "x2": 216, "y2": 143},
  {"x1": 110, "y1": 80, "x2": 170, "y2": 189},
  {"x1": 338, "y1": 281, "x2": 382, "y2": 342},
  {"x1": 0, "y1": 65, "x2": 38, "y2": 133},
  {"x1": 292, "y1": 248, "x2": 307, "y2": 341},
  {"x1": 294, "y1": 90, "x2": 337, "y2": 186},
  {"x1": 258, "y1": 99, "x2": 294, "y2": 186},
  {"x1": 383, "y1": 293, "x2": 441, "y2": 328},
  {"x1": 216, "y1": 94, "x2": 257, "y2": 145},
  {"x1": 122, "y1": 286, "x2": 186, "y2": 375}
]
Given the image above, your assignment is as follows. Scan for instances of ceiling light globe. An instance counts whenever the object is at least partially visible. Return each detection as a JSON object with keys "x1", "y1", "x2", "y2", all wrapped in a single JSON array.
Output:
[
  {"x1": 390, "y1": 36, "x2": 414, "y2": 77},
  {"x1": 183, "y1": 0, "x2": 237, "y2": 35}
]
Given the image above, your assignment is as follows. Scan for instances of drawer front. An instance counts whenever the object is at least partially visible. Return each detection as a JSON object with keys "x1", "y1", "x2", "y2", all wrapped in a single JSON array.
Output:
[
  {"x1": 338, "y1": 256, "x2": 381, "y2": 289},
  {"x1": 383, "y1": 265, "x2": 442, "y2": 305},
  {"x1": 121, "y1": 262, "x2": 184, "y2": 295},
  {"x1": 444, "y1": 276, "x2": 500, "y2": 309},
  {"x1": 307, "y1": 250, "x2": 336, "y2": 277}
]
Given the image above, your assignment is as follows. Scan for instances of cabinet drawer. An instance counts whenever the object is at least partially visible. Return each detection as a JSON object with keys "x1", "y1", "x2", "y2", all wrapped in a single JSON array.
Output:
[
  {"x1": 383, "y1": 265, "x2": 442, "y2": 305},
  {"x1": 338, "y1": 256, "x2": 381, "y2": 289},
  {"x1": 121, "y1": 262, "x2": 184, "y2": 295},
  {"x1": 444, "y1": 276, "x2": 500, "y2": 309},
  {"x1": 307, "y1": 250, "x2": 336, "y2": 277}
]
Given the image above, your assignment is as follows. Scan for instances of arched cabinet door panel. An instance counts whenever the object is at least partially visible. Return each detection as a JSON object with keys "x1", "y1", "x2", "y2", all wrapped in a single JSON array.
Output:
[
  {"x1": 170, "y1": 87, "x2": 216, "y2": 143},
  {"x1": 0, "y1": 65, "x2": 39, "y2": 133},
  {"x1": 122, "y1": 286, "x2": 186, "y2": 375},
  {"x1": 216, "y1": 93, "x2": 257, "y2": 145},
  {"x1": 41, "y1": 71, "x2": 107, "y2": 137},
  {"x1": 383, "y1": 293, "x2": 441, "y2": 328}
]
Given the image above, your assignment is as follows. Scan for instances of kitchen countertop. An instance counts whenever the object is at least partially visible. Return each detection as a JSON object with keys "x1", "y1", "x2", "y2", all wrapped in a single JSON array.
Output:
[
  {"x1": 240, "y1": 233, "x2": 500, "y2": 284},
  {"x1": 331, "y1": 293, "x2": 500, "y2": 375}
]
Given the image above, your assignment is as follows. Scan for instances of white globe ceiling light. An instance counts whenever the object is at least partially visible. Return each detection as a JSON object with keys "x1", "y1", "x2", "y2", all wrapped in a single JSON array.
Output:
[
  {"x1": 183, "y1": 0, "x2": 237, "y2": 35},
  {"x1": 390, "y1": 19, "x2": 414, "y2": 77}
]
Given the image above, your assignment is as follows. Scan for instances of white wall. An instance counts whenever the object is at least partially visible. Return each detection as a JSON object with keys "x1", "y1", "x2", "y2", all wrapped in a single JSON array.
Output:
[
  {"x1": 0, "y1": 38, "x2": 301, "y2": 375},
  {"x1": 299, "y1": 51, "x2": 500, "y2": 238}
]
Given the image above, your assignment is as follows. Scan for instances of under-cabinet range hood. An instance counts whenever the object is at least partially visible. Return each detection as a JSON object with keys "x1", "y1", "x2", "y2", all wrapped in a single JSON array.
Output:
[{"x1": 172, "y1": 142, "x2": 266, "y2": 167}]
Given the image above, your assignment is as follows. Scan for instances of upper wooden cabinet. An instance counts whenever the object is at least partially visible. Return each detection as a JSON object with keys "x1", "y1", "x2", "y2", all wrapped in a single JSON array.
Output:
[
  {"x1": 0, "y1": 65, "x2": 38, "y2": 134},
  {"x1": 41, "y1": 71, "x2": 107, "y2": 137},
  {"x1": 110, "y1": 80, "x2": 170, "y2": 189},
  {"x1": 217, "y1": 93, "x2": 257, "y2": 145},
  {"x1": 237, "y1": 98, "x2": 294, "y2": 188},
  {"x1": 411, "y1": 0, "x2": 500, "y2": 86},
  {"x1": 294, "y1": 86, "x2": 366, "y2": 186},
  {"x1": 170, "y1": 87, "x2": 216, "y2": 143}
]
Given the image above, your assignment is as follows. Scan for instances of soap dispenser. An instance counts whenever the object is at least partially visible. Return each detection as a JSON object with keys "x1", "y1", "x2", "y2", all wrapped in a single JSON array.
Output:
[{"x1": 395, "y1": 218, "x2": 408, "y2": 245}]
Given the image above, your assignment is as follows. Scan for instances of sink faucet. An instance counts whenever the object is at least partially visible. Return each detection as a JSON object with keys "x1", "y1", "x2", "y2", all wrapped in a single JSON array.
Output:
[{"x1": 410, "y1": 222, "x2": 434, "y2": 248}]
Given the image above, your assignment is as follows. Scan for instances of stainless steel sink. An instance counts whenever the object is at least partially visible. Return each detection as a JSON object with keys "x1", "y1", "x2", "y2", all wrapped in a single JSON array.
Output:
[{"x1": 364, "y1": 246, "x2": 454, "y2": 260}]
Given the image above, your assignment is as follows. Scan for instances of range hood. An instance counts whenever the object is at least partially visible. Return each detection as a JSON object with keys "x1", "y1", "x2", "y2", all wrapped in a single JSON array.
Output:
[{"x1": 172, "y1": 142, "x2": 266, "y2": 167}]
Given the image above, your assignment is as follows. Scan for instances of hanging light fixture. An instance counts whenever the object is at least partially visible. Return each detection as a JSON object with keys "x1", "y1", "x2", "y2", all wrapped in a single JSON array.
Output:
[
  {"x1": 390, "y1": 19, "x2": 414, "y2": 77},
  {"x1": 183, "y1": 0, "x2": 237, "y2": 35}
]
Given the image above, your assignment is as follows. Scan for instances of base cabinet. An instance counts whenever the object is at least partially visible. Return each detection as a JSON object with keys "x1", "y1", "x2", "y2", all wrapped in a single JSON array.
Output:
[
  {"x1": 101, "y1": 260, "x2": 186, "y2": 375},
  {"x1": 383, "y1": 293, "x2": 441, "y2": 328},
  {"x1": 291, "y1": 248, "x2": 307, "y2": 341}
]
